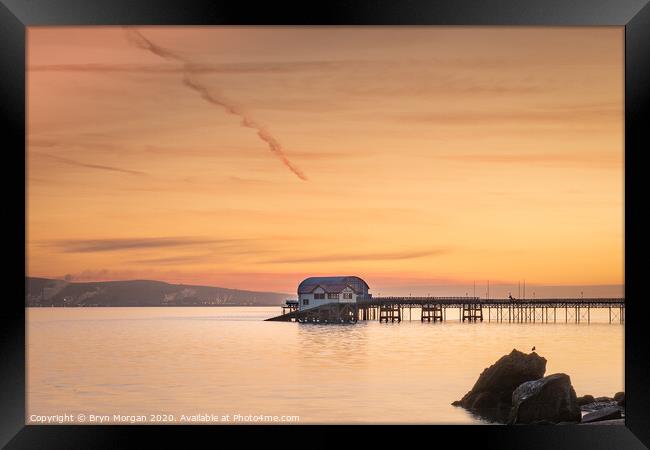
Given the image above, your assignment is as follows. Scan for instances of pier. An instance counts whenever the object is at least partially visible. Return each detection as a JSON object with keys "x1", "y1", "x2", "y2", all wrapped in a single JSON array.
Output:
[{"x1": 265, "y1": 297, "x2": 625, "y2": 324}]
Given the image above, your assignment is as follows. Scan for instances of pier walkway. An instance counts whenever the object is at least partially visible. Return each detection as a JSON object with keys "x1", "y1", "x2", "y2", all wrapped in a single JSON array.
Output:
[{"x1": 265, "y1": 297, "x2": 625, "y2": 324}]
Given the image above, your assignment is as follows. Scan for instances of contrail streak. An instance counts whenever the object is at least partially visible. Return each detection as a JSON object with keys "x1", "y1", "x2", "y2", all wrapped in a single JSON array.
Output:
[{"x1": 123, "y1": 28, "x2": 307, "y2": 181}]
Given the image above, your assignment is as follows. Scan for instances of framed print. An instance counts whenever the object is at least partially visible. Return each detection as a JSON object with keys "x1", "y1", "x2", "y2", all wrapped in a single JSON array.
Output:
[{"x1": 1, "y1": 0, "x2": 648, "y2": 448}]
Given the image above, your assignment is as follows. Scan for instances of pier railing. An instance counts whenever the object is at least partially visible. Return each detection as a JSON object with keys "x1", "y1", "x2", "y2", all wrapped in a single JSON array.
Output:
[
  {"x1": 362, "y1": 296, "x2": 623, "y2": 304},
  {"x1": 267, "y1": 297, "x2": 624, "y2": 324}
]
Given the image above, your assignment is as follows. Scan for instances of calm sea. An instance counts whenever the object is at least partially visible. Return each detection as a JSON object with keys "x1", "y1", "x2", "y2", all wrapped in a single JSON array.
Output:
[{"x1": 26, "y1": 307, "x2": 624, "y2": 424}]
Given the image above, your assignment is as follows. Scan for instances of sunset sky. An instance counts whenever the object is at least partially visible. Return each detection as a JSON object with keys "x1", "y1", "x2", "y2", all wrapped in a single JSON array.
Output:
[{"x1": 27, "y1": 27, "x2": 624, "y2": 296}]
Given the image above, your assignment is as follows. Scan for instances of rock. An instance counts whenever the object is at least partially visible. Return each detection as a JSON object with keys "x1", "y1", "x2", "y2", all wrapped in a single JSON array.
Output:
[
  {"x1": 614, "y1": 392, "x2": 625, "y2": 406},
  {"x1": 595, "y1": 396, "x2": 613, "y2": 402},
  {"x1": 577, "y1": 395, "x2": 595, "y2": 406},
  {"x1": 454, "y1": 349, "x2": 547, "y2": 413},
  {"x1": 581, "y1": 407, "x2": 622, "y2": 423},
  {"x1": 580, "y1": 418, "x2": 625, "y2": 426},
  {"x1": 581, "y1": 400, "x2": 619, "y2": 412},
  {"x1": 471, "y1": 391, "x2": 501, "y2": 410},
  {"x1": 508, "y1": 373, "x2": 581, "y2": 424}
]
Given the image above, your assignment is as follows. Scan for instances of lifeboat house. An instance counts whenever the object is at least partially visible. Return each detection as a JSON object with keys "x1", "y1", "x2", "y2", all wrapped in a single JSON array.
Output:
[{"x1": 297, "y1": 276, "x2": 370, "y2": 311}]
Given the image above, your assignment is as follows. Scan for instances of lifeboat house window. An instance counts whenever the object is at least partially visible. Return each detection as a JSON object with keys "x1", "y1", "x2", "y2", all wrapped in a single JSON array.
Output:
[
  {"x1": 302, "y1": 299, "x2": 309, "y2": 305},
  {"x1": 314, "y1": 293, "x2": 325, "y2": 300},
  {"x1": 327, "y1": 293, "x2": 339, "y2": 299},
  {"x1": 343, "y1": 293, "x2": 353, "y2": 299}
]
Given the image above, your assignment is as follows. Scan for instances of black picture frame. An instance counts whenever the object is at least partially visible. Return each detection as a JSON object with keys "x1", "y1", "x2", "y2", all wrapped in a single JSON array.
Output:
[{"x1": 2, "y1": 0, "x2": 648, "y2": 448}]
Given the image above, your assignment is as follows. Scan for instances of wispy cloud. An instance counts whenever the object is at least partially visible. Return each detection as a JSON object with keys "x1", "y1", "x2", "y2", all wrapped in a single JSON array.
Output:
[
  {"x1": 438, "y1": 151, "x2": 621, "y2": 167},
  {"x1": 129, "y1": 253, "x2": 217, "y2": 265},
  {"x1": 49, "y1": 237, "x2": 224, "y2": 253},
  {"x1": 29, "y1": 138, "x2": 120, "y2": 153},
  {"x1": 398, "y1": 103, "x2": 619, "y2": 125},
  {"x1": 263, "y1": 248, "x2": 450, "y2": 264},
  {"x1": 33, "y1": 153, "x2": 147, "y2": 176},
  {"x1": 27, "y1": 57, "x2": 525, "y2": 75},
  {"x1": 28, "y1": 61, "x2": 360, "y2": 74}
]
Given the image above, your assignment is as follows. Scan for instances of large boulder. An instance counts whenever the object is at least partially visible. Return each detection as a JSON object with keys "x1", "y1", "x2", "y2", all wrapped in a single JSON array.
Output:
[
  {"x1": 508, "y1": 373, "x2": 581, "y2": 424},
  {"x1": 453, "y1": 349, "x2": 547, "y2": 414}
]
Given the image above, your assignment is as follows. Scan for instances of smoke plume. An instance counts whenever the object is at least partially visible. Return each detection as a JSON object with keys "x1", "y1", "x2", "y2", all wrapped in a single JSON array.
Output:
[{"x1": 123, "y1": 28, "x2": 307, "y2": 181}]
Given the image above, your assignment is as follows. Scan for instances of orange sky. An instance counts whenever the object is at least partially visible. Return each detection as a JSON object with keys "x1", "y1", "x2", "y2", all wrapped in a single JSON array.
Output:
[{"x1": 26, "y1": 27, "x2": 624, "y2": 296}]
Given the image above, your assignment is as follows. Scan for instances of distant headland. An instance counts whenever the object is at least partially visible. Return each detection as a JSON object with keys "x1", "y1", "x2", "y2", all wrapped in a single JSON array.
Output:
[{"x1": 25, "y1": 277, "x2": 289, "y2": 307}]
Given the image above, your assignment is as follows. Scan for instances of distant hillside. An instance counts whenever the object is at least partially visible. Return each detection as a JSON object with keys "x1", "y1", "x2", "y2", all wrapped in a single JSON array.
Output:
[{"x1": 26, "y1": 277, "x2": 290, "y2": 307}]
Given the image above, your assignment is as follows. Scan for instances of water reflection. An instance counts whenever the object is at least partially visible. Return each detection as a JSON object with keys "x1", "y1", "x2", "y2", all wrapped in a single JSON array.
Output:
[{"x1": 27, "y1": 307, "x2": 624, "y2": 424}]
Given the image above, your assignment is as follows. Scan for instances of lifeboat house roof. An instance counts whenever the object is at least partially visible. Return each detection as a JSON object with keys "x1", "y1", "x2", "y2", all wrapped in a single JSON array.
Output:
[{"x1": 297, "y1": 276, "x2": 369, "y2": 295}]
